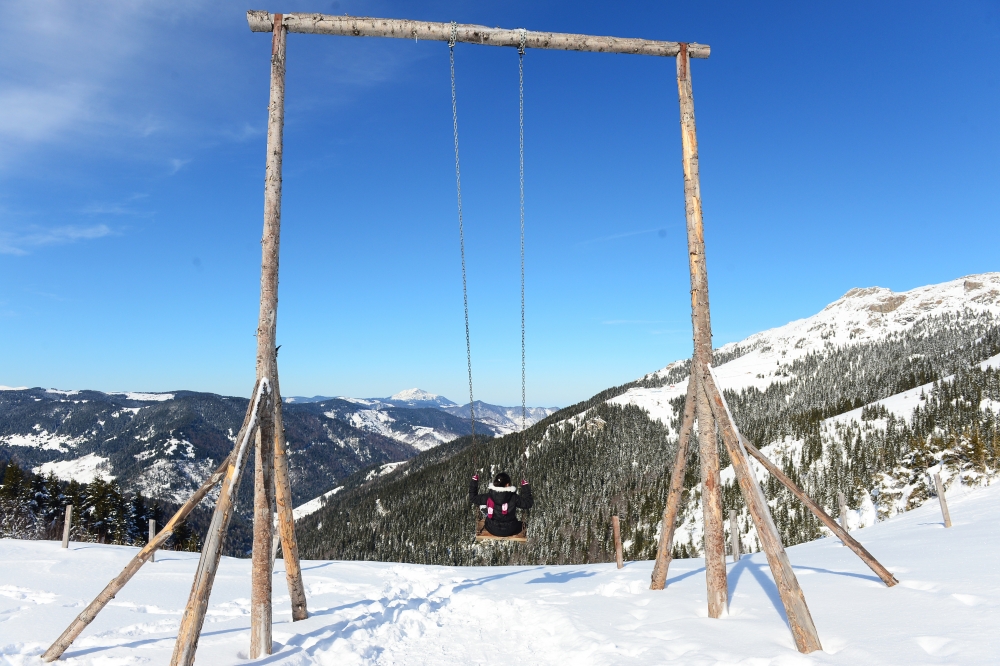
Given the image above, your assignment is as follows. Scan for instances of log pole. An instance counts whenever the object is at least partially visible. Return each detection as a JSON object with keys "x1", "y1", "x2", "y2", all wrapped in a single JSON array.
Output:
[
  {"x1": 171, "y1": 379, "x2": 271, "y2": 666},
  {"x1": 246, "y1": 11, "x2": 710, "y2": 59},
  {"x1": 149, "y1": 519, "x2": 156, "y2": 563},
  {"x1": 42, "y1": 455, "x2": 233, "y2": 662},
  {"x1": 700, "y1": 364, "x2": 822, "y2": 653},
  {"x1": 838, "y1": 491, "x2": 848, "y2": 533},
  {"x1": 730, "y1": 509, "x2": 741, "y2": 562},
  {"x1": 248, "y1": 14, "x2": 288, "y2": 657},
  {"x1": 60, "y1": 505, "x2": 72, "y2": 549},
  {"x1": 612, "y1": 515, "x2": 624, "y2": 569},
  {"x1": 250, "y1": 406, "x2": 276, "y2": 657},
  {"x1": 735, "y1": 434, "x2": 897, "y2": 586},
  {"x1": 677, "y1": 42, "x2": 727, "y2": 619},
  {"x1": 650, "y1": 374, "x2": 696, "y2": 589},
  {"x1": 272, "y1": 371, "x2": 308, "y2": 619},
  {"x1": 934, "y1": 473, "x2": 952, "y2": 528}
]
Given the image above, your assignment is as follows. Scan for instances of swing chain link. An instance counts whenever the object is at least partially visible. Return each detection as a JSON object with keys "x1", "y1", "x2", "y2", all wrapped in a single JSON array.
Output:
[
  {"x1": 518, "y1": 33, "x2": 527, "y2": 436},
  {"x1": 449, "y1": 25, "x2": 477, "y2": 456}
]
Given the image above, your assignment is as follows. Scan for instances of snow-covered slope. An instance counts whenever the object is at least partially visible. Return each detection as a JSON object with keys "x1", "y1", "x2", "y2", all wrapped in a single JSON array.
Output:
[{"x1": 2, "y1": 479, "x2": 996, "y2": 664}]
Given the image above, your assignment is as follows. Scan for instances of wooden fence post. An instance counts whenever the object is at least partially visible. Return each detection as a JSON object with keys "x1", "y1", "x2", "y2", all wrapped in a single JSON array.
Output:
[
  {"x1": 729, "y1": 509, "x2": 740, "y2": 562},
  {"x1": 149, "y1": 519, "x2": 156, "y2": 563},
  {"x1": 934, "y1": 473, "x2": 952, "y2": 528},
  {"x1": 677, "y1": 41, "x2": 727, "y2": 619},
  {"x1": 838, "y1": 491, "x2": 848, "y2": 533},
  {"x1": 61, "y1": 505, "x2": 72, "y2": 549},
  {"x1": 43, "y1": 455, "x2": 233, "y2": 662},
  {"x1": 612, "y1": 515, "x2": 624, "y2": 569},
  {"x1": 700, "y1": 364, "x2": 822, "y2": 653},
  {"x1": 650, "y1": 374, "x2": 696, "y2": 589}
]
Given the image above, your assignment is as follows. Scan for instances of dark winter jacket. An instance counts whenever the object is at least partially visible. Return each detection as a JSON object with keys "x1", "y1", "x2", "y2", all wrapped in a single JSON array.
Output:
[{"x1": 469, "y1": 479, "x2": 534, "y2": 537}]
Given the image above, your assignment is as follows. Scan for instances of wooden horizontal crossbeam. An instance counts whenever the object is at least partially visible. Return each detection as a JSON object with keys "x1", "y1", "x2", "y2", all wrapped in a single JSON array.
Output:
[{"x1": 246, "y1": 11, "x2": 710, "y2": 58}]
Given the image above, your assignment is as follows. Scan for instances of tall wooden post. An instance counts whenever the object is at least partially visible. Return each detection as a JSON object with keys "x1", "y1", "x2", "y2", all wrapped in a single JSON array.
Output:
[
  {"x1": 650, "y1": 374, "x2": 696, "y2": 589},
  {"x1": 676, "y1": 42, "x2": 727, "y2": 618},
  {"x1": 61, "y1": 505, "x2": 72, "y2": 549},
  {"x1": 249, "y1": 13, "x2": 287, "y2": 658}
]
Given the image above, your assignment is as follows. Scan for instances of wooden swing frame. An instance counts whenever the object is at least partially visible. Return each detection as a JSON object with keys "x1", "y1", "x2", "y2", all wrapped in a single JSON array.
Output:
[{"x1": 40, "y1": 9, "x2": 898, "y2": 663}]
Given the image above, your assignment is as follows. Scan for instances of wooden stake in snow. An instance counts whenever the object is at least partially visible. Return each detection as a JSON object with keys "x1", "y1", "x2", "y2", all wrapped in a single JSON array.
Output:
[
  {"x1": 650, "y1": 374, "x2": 696, "y2": 589},
  {"x1": 700, "y1": 365, "x2": 822, "y2": 653},
  {"x1": 677, "y1": 42, "x2": 727, "y2": 619},
  {"x1": 730, "y1": 509, "x2": 741, "y2": 562},
  {"x1": 149, "y1": 519, "x2": 156, "y2": 563},
  {"x1": 61, "y1": 505, "x2": 72, "y2": 549},
  {"x1": 42, "y1": 455, "x2": 233, "y2": 662},
  {"x1": 612, "y1": 515, "x2": 624, "y2": 569},
  {"x1": 838, "y1": 491, "x2": 848, "y2": 533},
  {"x1": 171, "y1": 378, "x2": 272, "y2": 666},
  {"x1": 250, "y1": 405, "x2": 276, "y2": 658},
  {"x1": 934, "y1": 473, "x2": 952, "y2": 528}
]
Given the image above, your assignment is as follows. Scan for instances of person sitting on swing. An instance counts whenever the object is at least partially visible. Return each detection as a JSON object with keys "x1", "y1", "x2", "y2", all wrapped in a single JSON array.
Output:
[{"x1": 469, "y1": 471, "x2": 533, "y2": 537}]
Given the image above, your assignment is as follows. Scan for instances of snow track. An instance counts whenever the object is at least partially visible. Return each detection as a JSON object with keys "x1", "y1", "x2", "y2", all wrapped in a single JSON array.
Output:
[{"x1": 2, "y1": 480, "x2": 999, "y2": 664}]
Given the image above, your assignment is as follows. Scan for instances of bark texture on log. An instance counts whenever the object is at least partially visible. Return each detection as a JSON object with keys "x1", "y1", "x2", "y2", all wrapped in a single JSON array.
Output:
[
  {"x1": 246, "y1": 11, "x2": 710, "y2": 58},
  {"x1": 612, "y1": 515, "x2": 624, "y2": 569},
  {"x1": 739, "y1": 436, "x2": 898, "y2": 587},
  {"x1": 677, "y1": 42, "x2": 726, "y2": 619},
  {"x1": 171, "y1": 379, "x2": 271, "y2": 666},
  {"x1": 248, "y1": 15, "x2": 289, "y2": 656},
  {"x1": 700, "y1": 365, "x2": 822, "y2": 653},
  {"x1": 250, "y1": 408, "x2": 276, "y2": 657},
  {"x1": 43, "y1": 456, "x2": 231, "y2": 662},
  {"x1": 272, "y1": 371, "x2": 308, "y2": 620},
  {"x1": 650, "y1": 374, "x2": 696, "y2": 589}
]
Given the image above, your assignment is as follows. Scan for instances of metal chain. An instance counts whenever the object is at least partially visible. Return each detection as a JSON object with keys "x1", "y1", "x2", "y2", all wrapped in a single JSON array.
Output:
[
  {"x1": 449, "y1": 25, "x2": 477, "y2": 451},
  {"x1": 518, "y1": 29, "x2": 527, "y2": 436}
]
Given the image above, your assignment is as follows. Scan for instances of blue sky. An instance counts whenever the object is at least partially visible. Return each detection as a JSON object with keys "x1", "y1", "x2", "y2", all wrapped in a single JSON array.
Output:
[{"x1": 2, "y1": 0, "x2": 998, "y2": 406}]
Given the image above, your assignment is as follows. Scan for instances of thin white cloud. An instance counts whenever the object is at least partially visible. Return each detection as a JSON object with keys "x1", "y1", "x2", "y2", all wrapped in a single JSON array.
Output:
[
  {"x1": 0, "y1": 224, "x2": 111, "y2": 255},
  {"x1": 169, "y1": 158, "x2": 191, "y2": 175}
]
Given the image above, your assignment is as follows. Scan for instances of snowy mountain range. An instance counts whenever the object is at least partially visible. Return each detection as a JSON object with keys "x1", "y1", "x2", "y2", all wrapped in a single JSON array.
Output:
[{"x1": 295, "y1": 273, "x2": 1000, "y2": 566}]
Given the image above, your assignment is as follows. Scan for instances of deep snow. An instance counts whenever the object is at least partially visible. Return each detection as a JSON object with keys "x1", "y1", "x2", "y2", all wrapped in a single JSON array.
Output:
[{"x1": 2, "y1": 480, "x2": 998, "y2": 665}]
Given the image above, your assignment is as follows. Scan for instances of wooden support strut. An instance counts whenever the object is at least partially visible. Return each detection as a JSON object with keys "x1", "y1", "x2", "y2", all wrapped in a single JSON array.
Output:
[
  {"x1": 612, "y1": 515, "x2": 624, "y2": 569},
  {"x1": 650, "y1": 373, "x2": 696, "y2": 589},
  {"x1": 699, "y1": 364, "x2": 822, "y2": 653},
  {"x1": 43, "y1": 455, "x2": 234, "y2": 662},
  {"x1": 737, "y1": 433, "x2": 898, "y2": 587},
  {"x1": 171, "y1": 378, "x2": 272, "y2": 666},
  {"x1": 677, "y1": 40, "x2": 727, "y2": 619},
  {"x1": 246, "y1": 11, "x2": 710, "y2": 58}
]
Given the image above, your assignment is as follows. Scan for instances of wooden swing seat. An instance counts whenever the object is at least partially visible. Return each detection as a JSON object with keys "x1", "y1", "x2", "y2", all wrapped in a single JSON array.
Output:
[{"x1": 475, "y1": 519, "x2": 527, "y2": 543}]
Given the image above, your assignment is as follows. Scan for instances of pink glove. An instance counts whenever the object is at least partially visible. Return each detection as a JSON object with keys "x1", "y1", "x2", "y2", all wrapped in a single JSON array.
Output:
[
  {"x1": 521, "y1": 479, "x2": 529, "y2": 486},
  {"x1": 472, "y1": 474, "x2": 479, "y2": 481}
]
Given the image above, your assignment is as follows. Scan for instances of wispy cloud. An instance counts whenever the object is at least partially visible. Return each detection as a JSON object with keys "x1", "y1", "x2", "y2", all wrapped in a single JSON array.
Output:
[
  {"x1": 575, "y1": 228, "x2": 669, "y2": 247},
  {"x1": 0, "y1": 224, "x2": 112, "y2": 255},
  {"x1": 169, "y1": 158, "x2": 191, "y2": 175}
]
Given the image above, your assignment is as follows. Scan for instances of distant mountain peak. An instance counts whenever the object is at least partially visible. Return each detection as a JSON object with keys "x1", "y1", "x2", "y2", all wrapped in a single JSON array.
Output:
[{"x1": 389, "y1": 388, "x2": 449, "y2": 403}]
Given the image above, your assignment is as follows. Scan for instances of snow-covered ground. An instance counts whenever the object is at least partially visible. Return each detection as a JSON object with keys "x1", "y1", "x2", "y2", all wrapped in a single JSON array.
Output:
[{"x1": 2, "y1": 481, "x2": 997, "y2": 664}]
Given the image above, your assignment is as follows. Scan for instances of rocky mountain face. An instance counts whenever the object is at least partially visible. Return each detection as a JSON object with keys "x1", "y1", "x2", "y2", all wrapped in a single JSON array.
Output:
[{"x1": 294, "y1": 274, "x2": 1000, "y2": 566}]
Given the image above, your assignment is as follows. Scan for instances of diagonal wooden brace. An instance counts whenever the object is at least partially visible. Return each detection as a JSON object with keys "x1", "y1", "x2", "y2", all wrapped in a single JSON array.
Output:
[
  {"x1": 650, "y1": 373, "x2": 696, "y2": 589},
  {"x1": 738, "y1": 429, "x2": 898, "y2": 587}
]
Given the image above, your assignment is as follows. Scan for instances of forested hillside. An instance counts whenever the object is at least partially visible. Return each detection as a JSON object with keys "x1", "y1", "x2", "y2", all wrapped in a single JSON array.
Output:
[{"x1": 297, "y1": 275, "x2": 1000, "y2": 566}]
